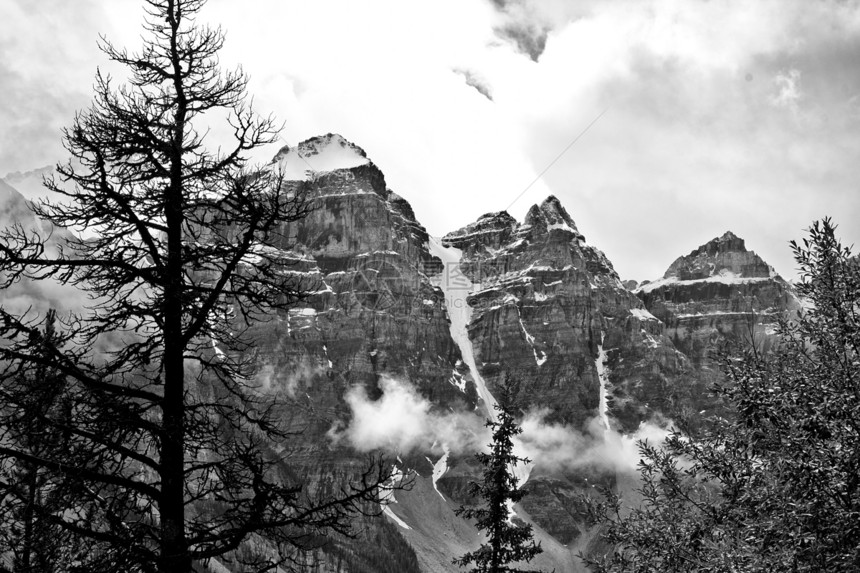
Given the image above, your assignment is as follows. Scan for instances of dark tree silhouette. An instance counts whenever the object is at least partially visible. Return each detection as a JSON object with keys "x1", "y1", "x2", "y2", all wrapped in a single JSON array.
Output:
[
  {"x1": 584, "y1": 219, "x2": 860, "y2": 573},
  {"x1": 0, "y1": 310, "x2": 79, "y2": 572},
  {"x1": 0, "y1": 1, "x2": 392, "y2": 571},
  {"x1": 454, "y1": 378, "x2": 543, "y2": 573}
]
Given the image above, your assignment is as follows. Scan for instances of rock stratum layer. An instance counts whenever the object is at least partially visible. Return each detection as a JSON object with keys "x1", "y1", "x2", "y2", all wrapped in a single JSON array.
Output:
[{"x1": 0, "y1": 135, "x2": 802, "y2": 573}]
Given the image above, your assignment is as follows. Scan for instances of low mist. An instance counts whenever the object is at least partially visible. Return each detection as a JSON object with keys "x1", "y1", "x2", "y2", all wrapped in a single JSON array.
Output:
[
  {"x1": 328, "y1": 376, "x2": 487, "y2": 455},
  {"x1": 333, "y1": 377, "x2": 671, "y2": 476}
]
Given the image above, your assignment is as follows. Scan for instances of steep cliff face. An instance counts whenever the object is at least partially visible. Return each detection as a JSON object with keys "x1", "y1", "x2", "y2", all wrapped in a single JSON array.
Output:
[
  {"x1": 232, "y1": 134, "x2": 468, "y2": 572},
  {"x1": 247, "y1": 135, "x2": 477, "y2": 460},
  {"x1": 253, "y1": 137, "x2": 448, "y2": 389},
  {"x1": 442, "y1": 196, "x2": 684, "y2": 432}
]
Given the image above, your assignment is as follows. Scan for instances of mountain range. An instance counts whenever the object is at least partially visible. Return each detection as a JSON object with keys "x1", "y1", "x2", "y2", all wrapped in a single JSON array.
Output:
[{"x1": 0, "y1": 133, "x2": 802, "y2": 572}]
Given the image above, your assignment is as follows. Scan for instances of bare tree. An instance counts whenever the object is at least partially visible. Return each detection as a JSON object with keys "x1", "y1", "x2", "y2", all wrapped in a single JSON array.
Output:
[{"x1": 0, "y1": 1, "x2": 392, "y2": 571}]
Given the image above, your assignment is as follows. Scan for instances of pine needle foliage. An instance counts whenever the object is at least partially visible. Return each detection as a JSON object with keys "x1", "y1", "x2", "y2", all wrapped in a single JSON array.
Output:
[{"x1": 454, "y1": 378, "x2": 544, "y2": 573}]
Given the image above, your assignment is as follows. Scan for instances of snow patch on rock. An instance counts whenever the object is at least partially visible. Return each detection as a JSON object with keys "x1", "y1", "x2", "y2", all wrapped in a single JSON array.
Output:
[
  {"x1": 274, "y1": 133, "x2": 369, "y2": 181},
  {"x1": 635, "y1": 272, "x2": 773, "y2": 294},
  {"x1": 515, "y1": 305, "x2": 546, "y2": 367},
  {"x1": 381, "y1": 466, "x2": 412, "y2": 530},
  {"x1": 630, "y1": 307, "x2": 659, "y2": 321},
  {"x1": 596, "y1": 333, "x2": 611, "y2": 434},
  {"x1": 427, "y1": 237, "x2": 533, "y2": 488},
  {"x1": 427, "y1": 238, "x2": 497, "y2": 415},
  {"x1": 429, "y1": 447, "x2": 450, "y2": 501},
  {"x1": 383, "y1": 506, "x2": 411, "y2": 530}
]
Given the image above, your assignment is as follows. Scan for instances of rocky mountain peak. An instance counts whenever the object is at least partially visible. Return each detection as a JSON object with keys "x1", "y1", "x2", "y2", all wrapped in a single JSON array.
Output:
[
  {"x1": 273, "y1": 133, "x2": 370, "y2": 181},
  {"x1": 523, "y1": 195, "x2": 582, "y2": 238},
  {"x1": 540, "y1": 195, "x2": 577, "y2": 228},
  {"x1": 1, "y1": 164, "x2": 66, "y2": 205},
  {"x1": 704, "y1": 230, "x2": 746, "y2": 254},
  {"x1": 661, "y1": 231, "x2": 772, "y2": 281},
  {"x1": 443, "y1": 195, "x2": 597, "y2": 264}
]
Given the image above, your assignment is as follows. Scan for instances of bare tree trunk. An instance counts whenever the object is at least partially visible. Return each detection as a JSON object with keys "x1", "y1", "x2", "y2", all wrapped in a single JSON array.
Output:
[
  {"x1": 160, "y1": 343, "x2": 189, "y2": 573},
  {"x1": 159, "y1": 2, "x2": 191, "y2": 568}
]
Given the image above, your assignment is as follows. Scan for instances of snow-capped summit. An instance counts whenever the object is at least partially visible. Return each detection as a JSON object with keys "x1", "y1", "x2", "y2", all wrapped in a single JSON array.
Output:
[{"x1": 273, "y1": 133, "x2": 370, "y2": 181}]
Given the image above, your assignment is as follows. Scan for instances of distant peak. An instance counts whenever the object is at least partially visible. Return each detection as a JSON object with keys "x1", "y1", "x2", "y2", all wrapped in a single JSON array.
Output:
[
  {"x1": 661, "y1": 231, "x2": 773, "y2": 281},
  {"x1": 273, "y1": 133, "x2": 370, "y2": 181},
  {"x1": 2, "y1": 165, "x2": 54, "y2": 184}
]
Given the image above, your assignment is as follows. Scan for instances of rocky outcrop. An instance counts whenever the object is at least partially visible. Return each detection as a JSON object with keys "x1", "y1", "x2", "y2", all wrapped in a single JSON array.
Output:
[{"x1": 663, "y1": 231, "x2": 772, "y2": 280}]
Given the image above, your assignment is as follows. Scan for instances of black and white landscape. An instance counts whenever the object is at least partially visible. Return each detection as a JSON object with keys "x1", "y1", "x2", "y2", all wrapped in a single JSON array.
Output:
[{"x1": 1, "y1": 1, "x2": 859, "y2": 572}]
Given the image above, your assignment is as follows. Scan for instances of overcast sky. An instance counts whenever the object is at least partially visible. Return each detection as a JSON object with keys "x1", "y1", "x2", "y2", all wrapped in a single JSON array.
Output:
[{"x1": 2, "y1": 0, "x2": 859, "y2": 281}]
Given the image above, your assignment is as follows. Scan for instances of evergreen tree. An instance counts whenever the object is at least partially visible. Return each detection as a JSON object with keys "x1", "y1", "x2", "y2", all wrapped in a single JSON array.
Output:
[
  {"x1": 0, "y1": 1, "x2": 393, "y2": 571},
  {"x1": 584, "y1": 218, "x2": 860, "y2": 572},
  {"x1": 454, "y1": 378, "x2": 543, "y2": 573}
]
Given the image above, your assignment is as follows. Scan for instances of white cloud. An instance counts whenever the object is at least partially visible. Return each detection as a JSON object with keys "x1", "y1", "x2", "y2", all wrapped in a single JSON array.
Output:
[
  {"x1": 518, "y1": 408, "x2": 671, "y2": 474},
  {"x1": 329, "y1": 376, "x2": 486, "y2": 455},
  {"x1": 771, "y1": 68, "x2": 803, "y2": 112}
]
